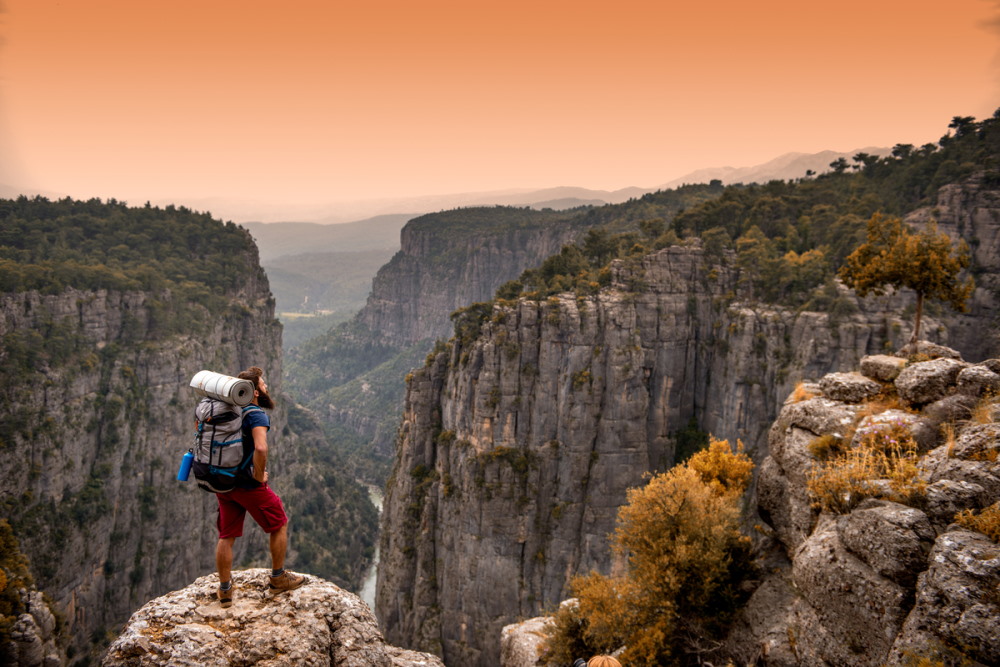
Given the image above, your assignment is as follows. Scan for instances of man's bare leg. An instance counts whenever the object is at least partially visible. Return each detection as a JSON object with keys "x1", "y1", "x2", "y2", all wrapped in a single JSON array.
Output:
[{"x1": 269, "y1": 524, "x2": 287, "y2": 572}]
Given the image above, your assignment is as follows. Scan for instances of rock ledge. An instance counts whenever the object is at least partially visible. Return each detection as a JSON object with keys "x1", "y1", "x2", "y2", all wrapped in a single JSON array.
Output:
[{"x1": 102, "y1": 569, "x2": 442, "y2": 667}]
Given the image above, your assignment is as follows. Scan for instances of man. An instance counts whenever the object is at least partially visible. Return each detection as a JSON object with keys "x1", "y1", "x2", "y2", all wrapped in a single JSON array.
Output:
[{"x1": 214, "y1": 366, "x2": 304, "y2": 607}]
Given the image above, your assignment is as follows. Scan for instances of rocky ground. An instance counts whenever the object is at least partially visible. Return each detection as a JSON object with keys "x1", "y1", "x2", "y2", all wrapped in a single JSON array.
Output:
[{"x1": 101, "y1": 569, "x2": 443, "y2": 667}]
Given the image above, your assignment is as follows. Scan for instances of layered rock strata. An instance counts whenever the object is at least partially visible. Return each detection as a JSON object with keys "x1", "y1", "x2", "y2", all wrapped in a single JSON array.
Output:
[{"x1": 375, "y1": 244, "x2": 949, "y2": 666}]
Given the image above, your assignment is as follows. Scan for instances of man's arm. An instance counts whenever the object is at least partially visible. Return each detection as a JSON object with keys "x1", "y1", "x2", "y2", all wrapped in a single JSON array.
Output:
[{"x1": 251, "y1": 425, "x2": 269, "y2": 483}]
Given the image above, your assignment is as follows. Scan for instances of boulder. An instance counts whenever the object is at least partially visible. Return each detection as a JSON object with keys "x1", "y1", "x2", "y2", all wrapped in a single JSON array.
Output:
[
  {"x1": 956, "y1": 365, "x2": 1000, "y2": 397},
  {"x1": 819, "y1": 372, "x2": 882, "y2": 403},
  {"x1": 896, "y1": 341, "x2": 962, "y2": 360},
  {"x1": 886, "y1": 529, "x2": 1000, "y2": 666},
  {"x1": 837, "y1": 499, "x2": 935, "y2": 587},
  {"x1": 920, "y1": 444, "x2": 1000, "y2": 505},
  {"x1": 949, "y1": 423, "x2": 1000, "y2": 460},
  {"x1": 757, "y1": 429, "x2": 818, "y2": 552},
  {"x1": 102, "y1": 570, "x2": 444, "y2": 667},
  {"x1": 922, "y1": 394, "x2": 976, "y2": 426},
  {"x1": 500, "y1": 616, "x2": 549, "y2": 667},
  {"x1": 791, "y1": 517, "x2": 911, "y2": 665},
  {"x1": 860, "y1": 354, "x2": 907, "y2": 382},
  {"x1": 923, "y1": 479, "x2": 990, "y2": 528},
  {"x1": 895, "y1": 358, "x2": 967, "y2": 405},
  {"x1": 850, "y1": 409, "x2": 938, "y2": 452}
]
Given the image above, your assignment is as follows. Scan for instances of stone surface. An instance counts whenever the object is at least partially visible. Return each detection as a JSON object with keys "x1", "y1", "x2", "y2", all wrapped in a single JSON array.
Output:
[
  {"x1": 837, "y1": 499, "x2": 935, "y2": 587},
  {"x1": 922, "y1": 393, "x2": 977, "y2": 426},
  {"x1": 500, "y1": 616, "x2": 549, "y2": 667},
  {"x1": 860, "y1": 354, "x2": 908, "y2": 382},
  {"x1": 895, "y1": 357, "x2": 968, "y2": 405},
  {"x1": 886, "y1": 530, "x2": 1000, "y2": 666},
  {"x1": 956, "y1": 365, "x2": 1000, "y2": 396},
  {"x1": 923, "y1": 479, "x2": 990, "y2": 528},
  {"x1": 819, "y1": 371, "x2": 882, "y2": 402},
  {"x1": 102, "y1": 570, "x2": 443, "y2": 667},
  {"x1": 790, "y1": 517, "x2": 911, "y2": 665}
]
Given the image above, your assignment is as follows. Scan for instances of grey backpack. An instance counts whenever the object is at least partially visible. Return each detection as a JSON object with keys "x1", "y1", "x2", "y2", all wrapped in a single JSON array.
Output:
[{"x1": 192, "y1": 398, "x2": 261, "y2": 493}]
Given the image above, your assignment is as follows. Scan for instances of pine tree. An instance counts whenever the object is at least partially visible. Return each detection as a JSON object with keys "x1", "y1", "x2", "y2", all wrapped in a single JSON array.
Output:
[{"x1": 838, "y1": 213, "x2": 974, "y2": 346}]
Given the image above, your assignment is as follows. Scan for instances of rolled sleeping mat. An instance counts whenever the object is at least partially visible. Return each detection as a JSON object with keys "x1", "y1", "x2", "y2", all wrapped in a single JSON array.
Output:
[{"x1": 189, "y1": 370, "x2": 255, "y2": 406}]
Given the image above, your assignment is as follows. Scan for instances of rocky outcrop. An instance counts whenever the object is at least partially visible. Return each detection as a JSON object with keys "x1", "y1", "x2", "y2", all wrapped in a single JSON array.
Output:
[
  {"x1": 730, "y1": 345, "x2": 1000, "y2": 666},
  {"x1": 0, "y1": 234, "x2": 376, "y2": 659},
  {"x1": 373, "y1": 241, "x2": 961, "y2": 666},
  {"x1": 0, "y1": 279, "x2": 282, "y2": 658},
  {"x1": 102, "y1": 569, "x2": 443, "y2": 667},
  {"x1": 358, "y1": 209, "x2": 596, "y2": 347},
  {"x1": 4, "y1": 588, "x2": 64, "y2": 667}
]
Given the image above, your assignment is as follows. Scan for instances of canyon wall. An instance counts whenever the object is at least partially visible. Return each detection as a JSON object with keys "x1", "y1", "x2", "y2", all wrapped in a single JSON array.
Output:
[{"x1": 375, "y1": 178, "x2": 1000, "y2": 665}]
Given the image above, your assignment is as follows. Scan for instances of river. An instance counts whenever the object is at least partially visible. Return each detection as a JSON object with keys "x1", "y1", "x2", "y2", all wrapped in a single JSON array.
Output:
[{"x1": 359, "y1": 484, "x2": 383, "y2": 611}]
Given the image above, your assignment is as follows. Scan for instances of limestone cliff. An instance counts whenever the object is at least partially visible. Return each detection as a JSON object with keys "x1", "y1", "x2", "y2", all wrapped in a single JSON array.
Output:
[
  {"x1": 725, "y1": 346, "x2": 1000, "y2": 666},
  {"x1": 357, "y1": 208, "x2": 592, "y2": 346},
  {"x1": 0, "y1": 273, "x2": 283, "y2": 659},
  {"x1": 375, "y1": 170, "x2": 1000, "y2": 665},
  {"x1": 102, "y1": 569, "x2": 443, "y2": 667},
  {"x1": 500, "y1": 346, "x2": 1000, "y2": 666},
  {"x1": 374, "y1": 244, "x2": 928, "y2": 665},
  {"x1": 0, "y1": 204, "x2": 376, "y2": 663}
]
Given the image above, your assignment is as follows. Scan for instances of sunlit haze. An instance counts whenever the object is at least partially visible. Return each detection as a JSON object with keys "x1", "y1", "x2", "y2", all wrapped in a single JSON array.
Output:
[{"x1": 2, "y1": 0, "x2": 998, "y2": 220}]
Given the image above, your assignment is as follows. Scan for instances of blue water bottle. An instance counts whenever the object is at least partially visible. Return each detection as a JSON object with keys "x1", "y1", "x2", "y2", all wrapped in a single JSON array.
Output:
[{"x1": 177, "y1": 449, "x2": 194, "y2": 481}]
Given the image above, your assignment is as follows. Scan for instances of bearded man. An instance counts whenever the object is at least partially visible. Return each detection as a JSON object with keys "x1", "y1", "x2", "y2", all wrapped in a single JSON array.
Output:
[{"x1": 214, "y1": 365, "x2": 304, "y2": 607}]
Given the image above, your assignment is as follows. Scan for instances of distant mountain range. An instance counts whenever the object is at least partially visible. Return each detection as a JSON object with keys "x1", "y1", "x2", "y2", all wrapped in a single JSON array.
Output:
[{"x1": 1, "y1": 146, "x2": 889, "y2": 226}]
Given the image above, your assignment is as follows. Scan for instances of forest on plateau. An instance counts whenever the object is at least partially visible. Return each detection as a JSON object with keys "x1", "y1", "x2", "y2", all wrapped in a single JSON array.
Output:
[{"x1": 491, "y1": 113, "x2": 999, "y2": 309}]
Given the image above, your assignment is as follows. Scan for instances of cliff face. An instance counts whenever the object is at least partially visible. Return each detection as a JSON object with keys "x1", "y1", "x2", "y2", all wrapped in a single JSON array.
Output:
[
  {"x1": 357, "y1": 211, "x2": 589, "y2": 347},
  {"x1": 0, "y1": 203, "x2": 381, "y2": 665},
  {"x1": 374, "y1": 176, "x2": 1000, "y2": 666},
  {"x1": 287, "y1": 207, "x2": 600, "y2": 478},
  {"x1": 904, "y1": 172, "x2": 1000, "y2": 356},
  {"x1": 374, "y1": 245, "x2": 926, "y2": 665},
  {"x1": 0, "y1": 273, "x2": 283, "y2": 657}
]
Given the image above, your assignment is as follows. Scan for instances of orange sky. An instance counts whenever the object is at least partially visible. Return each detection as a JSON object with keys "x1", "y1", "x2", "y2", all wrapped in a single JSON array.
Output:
[{"x1": 1, "y1": 0, "x2": 998, "y2": 218}]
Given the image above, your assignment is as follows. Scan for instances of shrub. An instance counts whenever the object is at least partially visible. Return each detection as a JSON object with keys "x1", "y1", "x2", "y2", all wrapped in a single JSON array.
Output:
[
  {"x1": 955, "y1": 502, "x2": 1000, "y2": 543},
  {"x1": 541, "y1": 438, "x2": 754, "y2": 666},
  {"x1": 807, "y1": 418, "x2": 926, "y2": 513}
]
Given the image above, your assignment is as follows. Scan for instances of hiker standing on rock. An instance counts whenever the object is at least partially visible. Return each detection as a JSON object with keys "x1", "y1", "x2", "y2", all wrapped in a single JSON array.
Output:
[{"x1": 214, "y1": 366, "x2": 304, "y2": 607}]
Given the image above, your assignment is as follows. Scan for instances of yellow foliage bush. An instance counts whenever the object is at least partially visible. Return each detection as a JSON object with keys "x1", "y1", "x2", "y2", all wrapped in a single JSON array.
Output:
[{"x1": 541, "y1": 438, "x2": 754, "y2": 666}]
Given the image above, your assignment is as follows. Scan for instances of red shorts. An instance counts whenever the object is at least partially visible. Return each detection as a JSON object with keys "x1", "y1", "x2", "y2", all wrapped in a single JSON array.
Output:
[{"x1": 216, "y1": 485, "x2": 288, "y2": 539}]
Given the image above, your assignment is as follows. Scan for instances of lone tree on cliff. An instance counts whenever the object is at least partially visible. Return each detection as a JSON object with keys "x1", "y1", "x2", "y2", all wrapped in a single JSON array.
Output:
[{"x1": 838, "y1": 212, "x2": 974, "y2": 347}]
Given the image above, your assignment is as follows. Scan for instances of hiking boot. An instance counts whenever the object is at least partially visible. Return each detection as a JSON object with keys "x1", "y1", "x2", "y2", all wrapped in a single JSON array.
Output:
[
  {"x1": 268, "y1": 571, "x2": 305, "y2": 595},
  {"x1": 218, "y1": 585, "x2": 234, "y2": 608}
]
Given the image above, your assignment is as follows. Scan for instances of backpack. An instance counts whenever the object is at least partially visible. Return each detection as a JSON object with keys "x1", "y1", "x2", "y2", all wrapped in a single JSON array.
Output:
[{"x1": 191, "y1": 397, "x2": 262, "y2": 493}]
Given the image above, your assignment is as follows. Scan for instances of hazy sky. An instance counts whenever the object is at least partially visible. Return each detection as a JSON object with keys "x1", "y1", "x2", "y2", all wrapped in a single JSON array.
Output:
[{"x1": 2, "y1": 0, "x2": 998, "y2": 211}]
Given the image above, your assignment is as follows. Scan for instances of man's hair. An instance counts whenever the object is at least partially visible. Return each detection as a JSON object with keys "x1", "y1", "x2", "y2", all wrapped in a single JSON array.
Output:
[{"x1": 238, "y1": 366, "x2": 265, "y2": 391}]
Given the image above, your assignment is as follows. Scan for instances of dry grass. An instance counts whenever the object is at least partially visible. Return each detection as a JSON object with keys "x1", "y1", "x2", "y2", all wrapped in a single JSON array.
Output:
[
  {"x1": 807, "y1": 418, "x2": 926, "y2": 514},
  {"x1": 807, "y1": 434, "x2": 846, "y2": 461},
  {"x1": 970, "y1": 392, "x2": 997, "y2": 425},
  {"x1": 943, "y1": 423, "x2": 957, "y2": 458},
  {"x1": 955, "y1": 502, "x2": 1000, "y2": 543},
  {"x1": 791, "y1": 382, "x2": 817, "y2": 403}
]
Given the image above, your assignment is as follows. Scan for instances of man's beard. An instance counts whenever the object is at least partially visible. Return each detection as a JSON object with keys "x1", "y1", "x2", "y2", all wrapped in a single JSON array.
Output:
[{"x1": 257, "y1": 387, "x2": 275, "y2": 410}]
